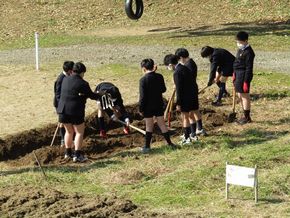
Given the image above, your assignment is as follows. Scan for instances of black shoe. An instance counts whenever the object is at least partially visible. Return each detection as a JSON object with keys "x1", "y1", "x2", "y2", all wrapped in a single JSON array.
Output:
[
  {"x1": 73, "y1": 154, "x2": 88, "y2": 163},
  {"x1": 140, "y1": 146, "x2": 151, "y2": 154},
  {"x1": 212, "y1": 100, "x2": 222, "y2": 106},
  {"x1": 237, "y1": 117, "x2": 252, "y2": 125},
  {"x1": 168, "y1": 143, "x2": 178, "y2": 150}
]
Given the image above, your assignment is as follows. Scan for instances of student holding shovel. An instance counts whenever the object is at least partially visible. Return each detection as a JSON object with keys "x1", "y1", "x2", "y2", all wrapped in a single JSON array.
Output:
[
  {"x1": 175, "y1": 48, "x2": 207, "y2": 137},
  {"x1": 94, "y1": 82, "x2": 130, "y2": 138},
  {"x1": 53, "y1": 61, "x2": 74, "y2": 146},
  {"x1": 200, "y1": 46, "x2": 235, "y2": 106},
  {"x1": 139, "y1": 58, "x2": 177, "y2": 153},
  {"x1": 164, "y1": 54, "x2": 199, "y2": 145},
  {"x1": 233, "y1": 31, "x2": 255, "y2": 125}
]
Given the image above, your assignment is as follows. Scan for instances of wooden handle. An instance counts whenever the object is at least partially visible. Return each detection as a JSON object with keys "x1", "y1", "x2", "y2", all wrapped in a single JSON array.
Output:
[
  {"x1": 198, "y1": 86, "x2": 208, "y2": 94},
  {"x1": 116, "y1": 119, "x2": 146, "y2": 135},
  {"x1": 164, "y1": 89, "x2": 176, "y2": 120},
  {"x1": 232, "y1": 88, "x2": 236, "y2": 113},
  {"x1": 50, "y1": 123, "x2": 60, "y2": 146}
]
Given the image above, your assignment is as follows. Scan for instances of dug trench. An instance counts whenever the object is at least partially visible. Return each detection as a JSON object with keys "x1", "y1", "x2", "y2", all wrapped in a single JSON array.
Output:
[{"x1": 0, "y1": 100, "x2": 227, "y2": 167}]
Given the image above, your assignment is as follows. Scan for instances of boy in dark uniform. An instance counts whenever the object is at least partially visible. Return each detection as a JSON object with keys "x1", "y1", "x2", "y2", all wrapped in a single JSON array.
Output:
[
  {"x1": 233, "y1": 31, "x2": 255, "y2": 124},
  {"x1": 94, "y1": 82, "x2": 130, "y2": 138},
  {"x1": 175, "y1": 48, "x2": 207, "y2": 137},
  {"x1": 164, "y1": 54, "x2": 198, "y2": 145},
  {"x1": 53, "y1": 61, "x2": 74, "y2": 146},
  {"x1": 139, "y1": 59, "x2": 177, "y2": 153},
  {"x1": 200, "y1": 46, "x2": 235, "y2": 106}
]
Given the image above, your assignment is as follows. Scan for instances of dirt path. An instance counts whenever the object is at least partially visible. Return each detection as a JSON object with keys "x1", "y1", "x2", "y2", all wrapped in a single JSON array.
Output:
[{"x1": 0, "y1": 44, "x2": 289, "y2": 73}]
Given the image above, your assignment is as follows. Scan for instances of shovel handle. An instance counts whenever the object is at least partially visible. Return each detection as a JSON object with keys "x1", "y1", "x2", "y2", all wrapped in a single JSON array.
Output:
[
  {"x1": 50, "y1": 123, "x2": 60, "y2": 146},
  {"x1": 116, "y1": 119, "x2": 146, "y2": 135},
  {"x1": 164, "y1": 89, "x2": 176, "y2": 120},
  {"x1": 232, "y1": 88, "x2": 236, "y2": 112}
]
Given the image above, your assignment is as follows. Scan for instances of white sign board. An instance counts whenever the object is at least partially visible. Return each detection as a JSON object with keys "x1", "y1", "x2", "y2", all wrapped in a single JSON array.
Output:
[{"x1": 226, "y1": 164, "x2": 256, "y2": 187}]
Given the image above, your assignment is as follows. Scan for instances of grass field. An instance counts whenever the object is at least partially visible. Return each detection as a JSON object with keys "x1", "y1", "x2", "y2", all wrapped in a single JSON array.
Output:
[{"x1": 1, "y1": 0, "x2": 290, "y2": 217}]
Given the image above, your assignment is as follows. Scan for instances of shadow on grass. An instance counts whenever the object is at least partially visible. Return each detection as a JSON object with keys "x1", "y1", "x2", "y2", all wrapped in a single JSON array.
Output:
[
  {"x1": 251, "y1": 91, "x2": 290, "y2": 101},
  {"x1": 0, "y1": 159, "x2": 121, "y2": 176},
  {"x1": 220, "y1": 129, "x2": 289, "y2": 149},
  {"x1": 168, "y1": 21, "x2": 290, "y2": 38}
]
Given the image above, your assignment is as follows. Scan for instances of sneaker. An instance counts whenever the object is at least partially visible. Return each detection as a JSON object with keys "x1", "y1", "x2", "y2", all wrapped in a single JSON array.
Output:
[
  {"x1": 123, "y1": 127, "x2": 130, "y2": 135},
  {"x1": 196, "y1": 129, "x2": 207, "y2": 136},
  {"x1": 100, "y1": 130, "x2": 107, "y2": 139},
  {"x1": 179, "y1": 137, "x2": 192, "y2": 146},
  {"x1": 64, "y1": 153, "x2": 73, "y2": 160},
  {"x1": 237, "y1": 117, "x2": 252, "y2": 125},
  {"x1": 140, "y1": 146, "x2": 151, "y2": 154},
  {"x1": 73, "y1": 154, "x2": 88, "y2": 163},
  {"x1": 190, "y1": 134, "x2": 198, "y2": 141},
  {"x1": 212, "y1": 100, "x2": 222, "y2": 106}
]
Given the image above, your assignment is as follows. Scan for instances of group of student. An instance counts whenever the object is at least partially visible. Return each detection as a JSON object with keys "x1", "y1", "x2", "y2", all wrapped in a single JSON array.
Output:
[{"x1": 53, "y1": 31, "x2": 255, "y2": 162}]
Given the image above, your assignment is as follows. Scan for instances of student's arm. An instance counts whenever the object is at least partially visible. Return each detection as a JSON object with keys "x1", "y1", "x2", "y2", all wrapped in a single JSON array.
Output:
[
  {"x1": 81, "y1": 81, "x2": 100, "y2": 100},
  {"x1": 160, "y1": 74, "x2": 167, "y2": 93},
  {"x1": 54, "y1": 75, "x2": 63, "y2": 106},
  {"x1": 139, "y1": 78, "x2": 146, "y2": 113},
  {"x1": 173, "y1": 71, "x2": 182, "y2": 106},
  {"x1": 208, "y1": 56, "x2": 218, "y2": 86},
  {"x1": 244, "y1": 50, "x2": 255, "y2": 84}
]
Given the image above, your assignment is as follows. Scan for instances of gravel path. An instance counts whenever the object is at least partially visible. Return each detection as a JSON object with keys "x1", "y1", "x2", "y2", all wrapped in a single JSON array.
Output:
[{"x1": 0, "y1": 44, "x2": 289, "y2": 73}]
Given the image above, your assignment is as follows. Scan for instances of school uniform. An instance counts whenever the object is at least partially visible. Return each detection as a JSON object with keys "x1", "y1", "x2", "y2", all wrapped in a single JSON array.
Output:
[
  {"x1": 57, "y1": 74, "x2": 100, "y2": 125},
  {"x1": 208, "y1": 48, "x2": 235, "y2": 84},
  {"x1": 53, "y1": 71, "x2": 68, "y2": 109},
  {"x1": 139, "y1": 72, "x2": 166, "y2": 118},
  {"x1": 233, "y1": 45, "x2": 255, "y2": 93},
  {"x1": 174, "y1": 64, "x2": 197, "y2": 112},
  {"x1": 95, "y1": 82, "x2": 129, "y2": 120},
  {"x1": 184, "y1": 59, "x2": 199, "y2": 110}
]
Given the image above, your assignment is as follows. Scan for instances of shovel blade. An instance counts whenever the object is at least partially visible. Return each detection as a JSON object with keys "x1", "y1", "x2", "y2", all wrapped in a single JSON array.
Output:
[{"x1": 228, "y1": 112, "x2": 237, "y2": 123}]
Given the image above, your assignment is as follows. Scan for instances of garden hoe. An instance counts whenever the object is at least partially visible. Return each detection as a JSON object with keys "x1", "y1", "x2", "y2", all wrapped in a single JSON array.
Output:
[{"x1": 228, "y1": 88, "x2": 237, "y2": 123}]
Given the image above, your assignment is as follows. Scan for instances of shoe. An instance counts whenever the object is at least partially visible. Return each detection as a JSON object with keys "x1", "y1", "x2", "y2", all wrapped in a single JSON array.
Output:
[
  {"x1": 123, "y1": 127, "x2": 130, "y2": 135},
  {"x1": 73, "y1": 154, "x2": 88, "y2": 163},
  {"x1": 237, "y1": 117, "x2": 252, "y2": 125},
  {"x1": 196, "y1": 129, "x2": 207, "y2": 136},
  {"x1": 190, "y1": 134, "x2": 198, "y2": 141},
  {"x1": 140, "y1": 146, "x2": 151, "y2": 154},
  {"x1": 64, "y1": 153, "x2": 74, "y2": 160},
  {"x1": 100, "y1": 130, "x2": 107, "y2": 139},
  {"x1": 212, "y1": 100, "x2": 222, "y2": 106},
  {"x1": 179, "y1": 137, "x2": 192, "y2": 146}
]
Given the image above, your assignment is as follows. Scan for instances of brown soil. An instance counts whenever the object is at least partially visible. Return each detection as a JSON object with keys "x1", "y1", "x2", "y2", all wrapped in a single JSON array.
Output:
[
  {"x1": 0, "y1": 102, "x2": 227, "y2": 167},
  {"x1": 0, "y1": 186, "x2": 159, "y2": 218}
]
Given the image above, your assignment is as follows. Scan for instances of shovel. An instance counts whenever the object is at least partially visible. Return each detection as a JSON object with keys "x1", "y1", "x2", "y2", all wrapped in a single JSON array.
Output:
[
  {"x1": 228, "y1": 88, "x2": 237, "y2": 123},
  {"x1": 115, "y1": 119, "x2": 146, "y2": 135},
  {"x1": 164, "y1": 89, "x2": 176, "y2": 120},
  {"x1": 198, "y1": 85, "x2": 209, "y2": 94}
]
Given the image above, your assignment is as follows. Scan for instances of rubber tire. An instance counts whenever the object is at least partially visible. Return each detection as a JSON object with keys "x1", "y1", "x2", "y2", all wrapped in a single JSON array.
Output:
[{"x1": 125, "y1": 0, "x2": 143, "y2": 20}]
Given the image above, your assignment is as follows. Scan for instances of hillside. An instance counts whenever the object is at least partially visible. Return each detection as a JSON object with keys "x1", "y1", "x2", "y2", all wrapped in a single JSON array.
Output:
[{"x1": 0, "y1": 0, "x2": 289, "y2": 42}]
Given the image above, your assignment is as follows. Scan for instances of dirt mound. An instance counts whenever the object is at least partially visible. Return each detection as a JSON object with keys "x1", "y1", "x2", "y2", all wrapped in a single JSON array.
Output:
[
  {"x1": 1, "y1": 103, "x2": 227, "y2": 167},
  {"x1": 0, "y1": 186, "x2": 152, "y2": 218}
]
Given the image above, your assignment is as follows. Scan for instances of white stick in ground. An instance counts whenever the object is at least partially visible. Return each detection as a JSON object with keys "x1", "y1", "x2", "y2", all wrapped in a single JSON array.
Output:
[{"x1": 35, "y1": 32, "x2": 39, "y2": 71}]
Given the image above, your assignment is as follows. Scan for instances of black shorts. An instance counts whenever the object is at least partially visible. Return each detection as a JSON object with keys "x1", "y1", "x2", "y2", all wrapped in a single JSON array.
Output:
[
  {"x1": 180, "y1": 98, "x2": 199, "y2": 112},
  {"x1": 58, "y1": 114, "x2": 84, "y2": 125},
  {"x1": 143, "y1": 110, "x2": 164, "y2": 118},
  {"x1": 218, "y1": 66, "x2": 233, "y2": 77},
  {"x1": 234, "y1": 80, "x2": 251, "y2": 93}
]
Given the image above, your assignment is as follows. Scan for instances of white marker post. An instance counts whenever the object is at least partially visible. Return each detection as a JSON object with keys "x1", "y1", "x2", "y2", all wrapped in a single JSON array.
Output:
[
  {"x1": 226, "y1": 162, "x2": 258, "y2": 203},
  {"x1": 35, "y1": 32, "x2": 39, "y2": 71}
]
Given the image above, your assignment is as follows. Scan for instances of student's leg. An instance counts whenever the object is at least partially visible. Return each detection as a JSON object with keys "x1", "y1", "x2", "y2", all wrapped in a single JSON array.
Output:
[
  {"x1": 189, "y1": 111, "x2": 197, "y2": 136},
  {"x1": 181, "y1": 112, "x2": 191, "y2": 139},
  {"x1": 144, "y1": 117, "x2": 154, "y2": 148},
  {"x1": 59, "y1": 123, "x2": 66, "y2": 146},
  {"x1": 63, "y1": 123, "x2": 74, "y2": 157},
  {"x1": 156, "y1": 116, "x2": 174, "y2": 145},
  {"x1": 240, "y1": 93, "x2": 251, "y2": 120},
  {"x1": 73, "y1": 123, "x2": 85, "y2": 157}
]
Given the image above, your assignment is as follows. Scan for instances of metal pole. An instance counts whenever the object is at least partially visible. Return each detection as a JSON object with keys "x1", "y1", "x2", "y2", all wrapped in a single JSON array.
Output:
[
  {"x1": 35, "y1": 32, "x2": 39, "y2": 71},
  {"x1": 226, "y1": 162, "x2": 229, "y2": 200},
  {"x1": 255, "y1": 165, "x2": 258, "y2": 203}
]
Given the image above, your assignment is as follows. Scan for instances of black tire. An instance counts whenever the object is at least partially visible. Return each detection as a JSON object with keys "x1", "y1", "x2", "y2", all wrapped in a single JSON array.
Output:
[{"x1": 125, "y1": 0, "x2": 143, "y2": 20}]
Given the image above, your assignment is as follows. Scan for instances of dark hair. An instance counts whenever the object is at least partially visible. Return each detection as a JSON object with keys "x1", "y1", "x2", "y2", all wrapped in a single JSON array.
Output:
[
  {"x1": 73, "y1": 62, "x2": 86, "y2": 74},
  {"x1": 141, "y1": 59, "x2": 154, "y2": 70},
  {"x1": 163, "y1": 54, "x2": 178, "y2": 66},
  {"x1": 200, "y1": 46, "x2": 214, "y2": 58},
  {"x1": 63, "y1": 61, "x2": 74, "y2": 72},
  {"x1": 175, "y1": 48, "x2": 189, "y2": 58},
  {"x1": 236, "y1": 31, "x2": 249, "y2": 41}
]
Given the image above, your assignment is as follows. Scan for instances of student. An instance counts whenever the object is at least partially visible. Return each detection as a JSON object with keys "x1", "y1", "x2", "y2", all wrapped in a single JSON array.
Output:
[
  {"x1": 164, "y1": 54, "x2": 198, "y2": 145},
  {"x1": 94, "y1": 82, "x2": 130, "y2": 138},
  {"x1": 53, "y1": 61, "x2": 74, "y2": 146},
  {"x1": 57, "y1": 62, "x2": 100, "y2": 162},
  {"x1": 175, "y1": 48, "x2": 207, "y2": 137},
  {"x1": 200, "y1": 46, "x2": 235, "y2": 106},
  {"x1": 139, "y1": 59, "x2": 177, "y2": 153},
  {"x1": 233, "y1": 31, "x2": 255, "y2": 125}
]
